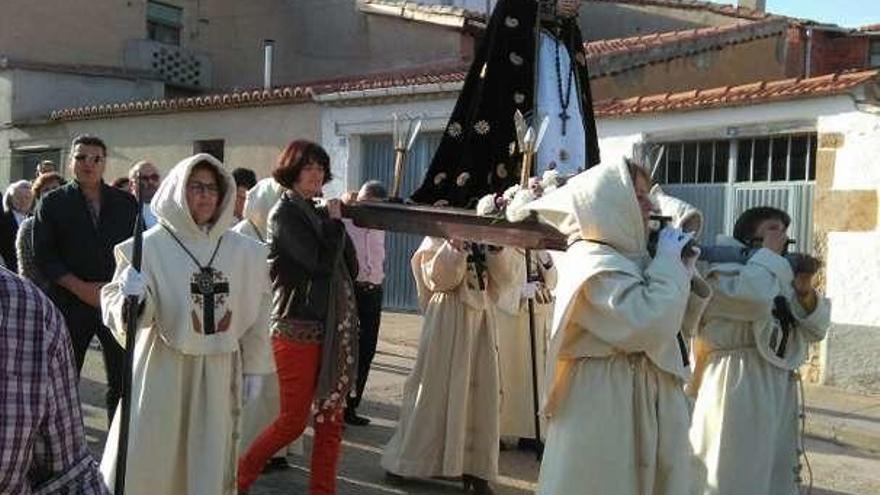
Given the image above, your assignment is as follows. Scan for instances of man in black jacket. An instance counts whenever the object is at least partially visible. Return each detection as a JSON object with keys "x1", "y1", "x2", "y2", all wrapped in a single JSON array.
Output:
[{"x1": 33, "y1": 135, "x2": 137, "y2": 424}]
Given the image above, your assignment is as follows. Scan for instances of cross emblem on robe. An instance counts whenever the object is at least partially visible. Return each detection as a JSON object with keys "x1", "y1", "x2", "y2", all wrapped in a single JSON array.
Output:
[{"x1": 190, "y1": 267, "x2": 230, "y2": 335}]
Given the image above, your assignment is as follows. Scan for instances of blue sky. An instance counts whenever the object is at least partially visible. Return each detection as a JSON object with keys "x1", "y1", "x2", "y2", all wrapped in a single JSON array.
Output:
[{"x1": 746, "y1": 1, "x2": 880, "y2": 28}]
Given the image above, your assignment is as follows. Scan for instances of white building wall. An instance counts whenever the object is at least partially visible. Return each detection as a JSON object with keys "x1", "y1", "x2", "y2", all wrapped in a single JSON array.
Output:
[
  {"x1": 818, "y1": 108, "x2": 880, "y2": 393},
  {"x1": 5, "y1": 103, "x2": 321, "y2": 185}
]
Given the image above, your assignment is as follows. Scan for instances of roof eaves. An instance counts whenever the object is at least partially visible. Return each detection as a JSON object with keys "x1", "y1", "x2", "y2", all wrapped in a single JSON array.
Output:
[
  {"x1": 586, "y1": 18, "x2": 789, "y2": 78},
  {"x1": 358, "y1": 0, "x2": 486, "y2": 30},
  {"x1": 48, "y1": 65, "x2": 470, "y2": 122},
  {"x1": 585, "y1": 0, "x2": 789, "y2": 22},
  {"x1": 594, "y1": 69, "x2": 880, "y2": 117}
]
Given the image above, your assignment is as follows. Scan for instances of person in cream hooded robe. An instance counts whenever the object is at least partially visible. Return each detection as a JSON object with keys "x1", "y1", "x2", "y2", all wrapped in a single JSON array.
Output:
[
  {"x1": 689, "y1": 208, "x2": 831, "y2": 495},
  {"x1": 100, "y1": 154, "x2": 274, "y2": 495},
  {"x1": 381, "y1": 237, "x2": 518, "y2": 493},
  {"x1": 495, "y1": 248, "x2": 557, "y2": 444},
  {"x1": 527, "y1": 158, "x2": 710, "y2": 495},
  {"x1": 232, "y1": 177, "x2": 305, "y2": 461}
]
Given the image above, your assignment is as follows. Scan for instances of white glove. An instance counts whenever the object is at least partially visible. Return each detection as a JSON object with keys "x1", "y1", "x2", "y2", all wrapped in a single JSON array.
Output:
[
  {"x1": 242, "y1": 374, "x2": 264, "y2": 403},
  {"x1": 119, "y1": 266, "x2": 147, "y2": 299},
  {"x1": 521, "y1": 281, "x2": 540, "y2": 299},
  {"x1": 656, "y1": 227, "x2": 693, "y2": 260}
]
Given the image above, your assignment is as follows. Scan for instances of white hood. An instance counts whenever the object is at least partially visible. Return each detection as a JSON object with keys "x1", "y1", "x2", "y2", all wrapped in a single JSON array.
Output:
[
  {"x1": 241, "y1": 177, "x2": 285, "y2": 238},
  {"x1": 526, "y1": 157, "x2": 647, "y2": 256},
  {"x1": 151, "y1": 153, "x2": 236, "y2": 241},
  {"x1": 650, "y1": 185, "x2": 704, "y2": 240}
]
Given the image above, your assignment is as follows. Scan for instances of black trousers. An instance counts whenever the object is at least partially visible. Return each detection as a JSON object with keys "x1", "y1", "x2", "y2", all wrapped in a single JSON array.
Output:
[
  {"x1": 348, "y1": 283, "x2": 383, "y2": 411},
  {"x1": 64, "y1": 306, "x2": 124, "y2": 425}
]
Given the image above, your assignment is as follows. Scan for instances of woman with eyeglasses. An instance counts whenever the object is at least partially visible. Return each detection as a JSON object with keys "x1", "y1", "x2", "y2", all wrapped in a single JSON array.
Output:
[
  {"x1": 15, "y1": 172, "x2": 64, "y2": 291},
  {"x1": 237, "y1": 140, "x2": 359, "y2": 495},
  {"x1": 99, "y1": 153, "x2": 274, "y2": 495}
]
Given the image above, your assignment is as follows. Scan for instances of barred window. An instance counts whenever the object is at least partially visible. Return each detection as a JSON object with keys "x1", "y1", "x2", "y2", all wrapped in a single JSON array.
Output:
[
  {"x1": 654, "y1": 139, "x2": 729, "y2": 184},
  {"x1": 736, "y1": 134, "x2": 815, "y2": 183},
  {"x1": 656, "y1": 133, "x2": 815, "y2": 185}
]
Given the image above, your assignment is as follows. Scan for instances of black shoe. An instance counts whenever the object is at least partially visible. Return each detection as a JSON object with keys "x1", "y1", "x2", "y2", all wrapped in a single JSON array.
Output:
[
  {"x1": 261, "y1": 456, "x2": 292, "y2": 473},
  {"x1": 344, "y1": 409, "x2": 371, "y2": 426},
  {"x1": 462, "y1": 474, "x2": 495, "y2": 494},
  {"x1": 517, "y1": 437, "x2": 544, "y2": 453}
]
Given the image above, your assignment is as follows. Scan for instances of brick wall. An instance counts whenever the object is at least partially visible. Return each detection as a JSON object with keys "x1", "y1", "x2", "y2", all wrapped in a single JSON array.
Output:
[{"x1": 810, "y1": 30, "x2": 870, "y2": 76}]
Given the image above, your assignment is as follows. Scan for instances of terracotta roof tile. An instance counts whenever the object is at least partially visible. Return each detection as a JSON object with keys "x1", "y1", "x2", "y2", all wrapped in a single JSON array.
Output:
[
  {"x1": 584, "y1": 21, "x2": 768, "y2": 57},
  {"x1": 584, "y1": 18, "x2": 789, "y2": 77},
  {"x1": 594, "y1": 69, "x2": 879, "y2": 117},
  {"x1": 50, "y1": 65, "x2": 468, "y2": 122},
  {"x1": 586, "y1": 0, "x2": 785, "y2": 22}
]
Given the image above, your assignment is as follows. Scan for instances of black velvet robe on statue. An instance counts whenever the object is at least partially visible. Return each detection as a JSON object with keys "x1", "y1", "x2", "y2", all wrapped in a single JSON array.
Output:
[{"x1": 410, "y1": 0, "x2": 600, "y2": 208}]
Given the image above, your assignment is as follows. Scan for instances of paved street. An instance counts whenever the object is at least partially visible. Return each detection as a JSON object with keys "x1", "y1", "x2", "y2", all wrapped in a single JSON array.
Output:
[{"x1": 80, "y1": 313, "x2": 880, "y2": 494}]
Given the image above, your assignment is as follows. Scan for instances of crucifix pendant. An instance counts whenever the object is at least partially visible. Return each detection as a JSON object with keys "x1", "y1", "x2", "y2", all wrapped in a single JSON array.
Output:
[
  {"x1": 559, "y1": 110, "x2": 570, "y2": 135},
  {"x1": 190, "y1": 267, "x2": 229, "y2": 335}
]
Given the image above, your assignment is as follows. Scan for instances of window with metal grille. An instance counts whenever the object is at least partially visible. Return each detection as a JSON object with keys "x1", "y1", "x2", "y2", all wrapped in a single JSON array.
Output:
[
  {"x1": 147, "y1": 1, "x2": 182, "y2": 46},
  {"x1": 654, "y1": 134, "x2": 815, "y2": 185},
  {"x1": 653, "y1": 139, "x2": 729, "y2": 184},
  {"x1": 735, "y1": 134, "x2": 816, "y2": 182}
]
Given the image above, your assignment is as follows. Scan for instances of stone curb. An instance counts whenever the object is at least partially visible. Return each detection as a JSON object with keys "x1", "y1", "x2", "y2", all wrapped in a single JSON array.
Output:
[{"x1": 804, "y1": 413, "x2": 880, "y2": 454}]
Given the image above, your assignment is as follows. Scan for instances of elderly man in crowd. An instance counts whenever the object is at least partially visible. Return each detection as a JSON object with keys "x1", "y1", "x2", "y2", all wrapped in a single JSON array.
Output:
[
  {"x1": 128, "y1": 160, "x2": 162, "y2": 228},
  {"x1": 0, "y1": 180, "x2": 34, "y2": 273}
]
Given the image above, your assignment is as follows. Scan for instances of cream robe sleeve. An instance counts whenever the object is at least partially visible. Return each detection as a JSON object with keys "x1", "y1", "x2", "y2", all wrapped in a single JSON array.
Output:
[
  {"x1": 572, "y1": 252, "x2": 691, "y2": 353},
  {"x1": 791, "y1": 294, "x2": 832, "y2": 343},
  {"x1": 238, "y1": 289, "x2": 274, "y2": 375},
  {"x1": 706, "y1": 248, "x2": 793, "y2": 321},
  {"x1": 101, "y1": 247, "x2": 158, "y2": 347},
  {"x1": 421, "y1": 241, "x2": 468, "y2": 292}
]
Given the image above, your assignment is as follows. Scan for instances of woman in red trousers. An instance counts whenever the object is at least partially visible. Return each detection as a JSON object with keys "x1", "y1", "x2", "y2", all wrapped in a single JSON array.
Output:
[{"x1": 238, "y1": 140, "x2": 359, "y2": 495}]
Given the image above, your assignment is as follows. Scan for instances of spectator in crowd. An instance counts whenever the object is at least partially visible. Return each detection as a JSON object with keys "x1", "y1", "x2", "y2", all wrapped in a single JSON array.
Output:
[
  {"x1": 341, "y1": 180, "x2": 387, "y2": 426},
  {"x1": 0, "y1": 179, "x2": 34, "y2": 273},
  {"x1": 232, "y1": 167, "x2": 258, "y2": 221},
  {"x1": 0, "y1": 268, "x2": 109, "y2": 495},
  {"x1": 110, "y1": 177, "x2": 130, "y2": 191},
  {"x1": 128, "y1": 160, "x2": 162, "y2": 228},
  {"x1": 238, "y1": 140, "x2": 359, "y2": 495},
  {"x1": 17, "y1": 172, "x2": 64, "y2": 291},
  {"x1": 33, "y1": 135, "x2": 138, "y2": 425}
]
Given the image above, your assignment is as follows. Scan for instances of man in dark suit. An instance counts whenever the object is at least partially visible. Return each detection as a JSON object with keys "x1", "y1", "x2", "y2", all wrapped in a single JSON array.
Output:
[
  {"x1": 33, "y1": 135, "x2": 137, "y2": 424},
  {"x1": 0, "y1": 180, "x2": 34, "y2": 272}
]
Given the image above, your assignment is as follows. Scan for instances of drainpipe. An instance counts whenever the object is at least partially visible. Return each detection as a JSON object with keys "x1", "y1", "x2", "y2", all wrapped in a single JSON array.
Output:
[
  {"x1": 804, "y1": 27, "x2": 813, "y2": 78},
  {"x1": 263, "y1": 39, "x2": 275, "y2": 90}
]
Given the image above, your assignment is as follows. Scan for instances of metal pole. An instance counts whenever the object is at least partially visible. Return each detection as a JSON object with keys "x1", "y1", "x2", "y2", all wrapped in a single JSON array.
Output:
[
  {"x1": 524, "y1": 249, "x2": 542, "y2": 460},
  {"x1": 115, "y1": 173, "x2": 146, "y2": 495}
]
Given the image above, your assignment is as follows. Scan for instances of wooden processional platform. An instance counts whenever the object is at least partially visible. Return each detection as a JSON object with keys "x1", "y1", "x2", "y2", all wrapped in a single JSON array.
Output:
[{"x1": 342, "y1": 201, "x2": 567, "y2": 251}]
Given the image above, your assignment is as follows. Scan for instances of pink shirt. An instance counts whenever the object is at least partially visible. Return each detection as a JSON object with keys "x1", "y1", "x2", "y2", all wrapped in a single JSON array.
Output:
[{"x1": 343, "y1": 218, "x2": 385, "y2": 285}]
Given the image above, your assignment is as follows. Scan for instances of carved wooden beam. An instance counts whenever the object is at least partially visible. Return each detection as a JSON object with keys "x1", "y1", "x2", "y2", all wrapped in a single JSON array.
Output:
[{"x1": 342, "y1": 202, "x2": 567, "y2": 251}]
